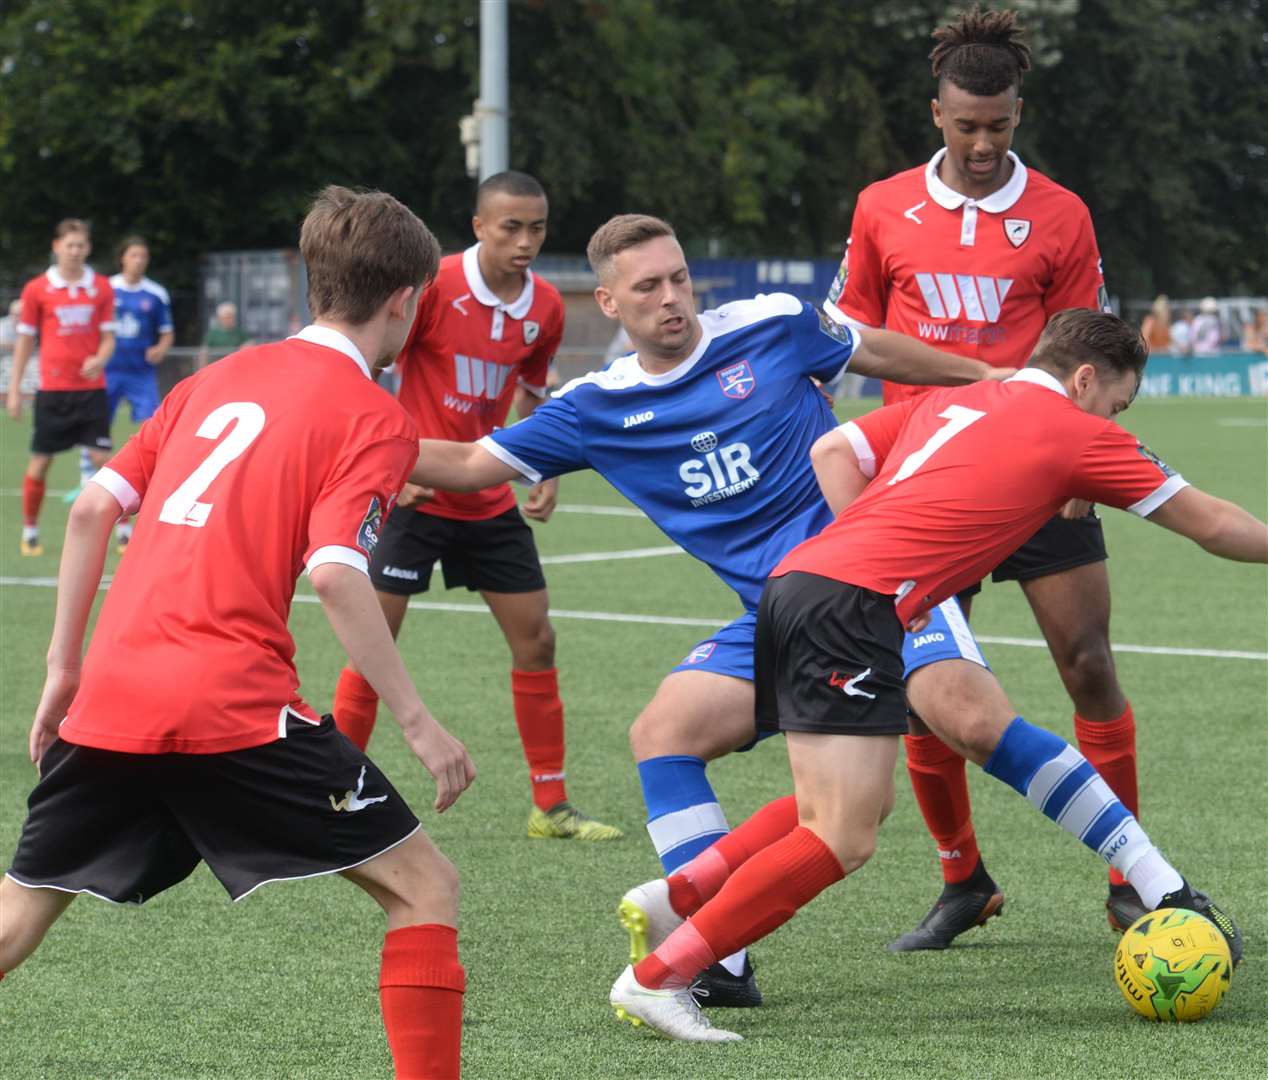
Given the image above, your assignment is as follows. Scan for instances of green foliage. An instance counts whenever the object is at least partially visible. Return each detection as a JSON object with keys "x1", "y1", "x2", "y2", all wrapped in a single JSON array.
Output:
[{"x1": 0, "y1": 0, "x2": 1264, "y2": 296}]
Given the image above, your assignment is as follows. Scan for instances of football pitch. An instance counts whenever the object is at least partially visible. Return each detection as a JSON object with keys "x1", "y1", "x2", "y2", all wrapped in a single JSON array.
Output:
[{"x1": 1, "y1": 396, "x2": 1265, "y2": 1079}]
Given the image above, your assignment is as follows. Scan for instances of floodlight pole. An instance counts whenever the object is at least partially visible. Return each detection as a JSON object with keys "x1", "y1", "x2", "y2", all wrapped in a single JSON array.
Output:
[{"x1": 478, "y1": 0, "x2": 509, "y2": 180}]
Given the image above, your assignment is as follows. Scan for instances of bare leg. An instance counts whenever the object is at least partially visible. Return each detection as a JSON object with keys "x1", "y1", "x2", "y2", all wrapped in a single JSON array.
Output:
[{"x1": 0, "y1": 876, "x2": 76, "y2": 974}]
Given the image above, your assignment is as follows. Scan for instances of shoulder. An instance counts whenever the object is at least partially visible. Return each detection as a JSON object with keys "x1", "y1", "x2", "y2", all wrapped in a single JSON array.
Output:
[
  {"x1": 553, "y1": 353, "x2": 643, "y2": 400},
  {"x1": 700, "y1": 293, "x2": 803, "y2": 338},
  {"x1": 857, "y1": 166, "x2": 927, "y2": 211},
  {"x1": 531, "y1": 271, "x2": 563, "y2": 307},
  {"x1": 429, "y1": 255, "x2": 466, "y2": 294},
  {"x1": 1023, "y1": 168, "x2": 1094, "y2": 219},
  {"x1": 142, "y1": 278, "x2": 171, "y2": 305}
]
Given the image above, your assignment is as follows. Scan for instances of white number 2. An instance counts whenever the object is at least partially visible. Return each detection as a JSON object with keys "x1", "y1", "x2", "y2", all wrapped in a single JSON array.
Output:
[
  {"x1": 159, "y1": 402, "x2": 266, "y2": 527},
  {"x1": 888, "y1": 404, "x2": 986, "y2": 486}
]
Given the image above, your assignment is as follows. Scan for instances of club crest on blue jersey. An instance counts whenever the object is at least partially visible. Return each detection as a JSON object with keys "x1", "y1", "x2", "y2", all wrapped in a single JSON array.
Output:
[
  {"x1": 358, "y1": 496, "x2": 384, "y2": 553},
  {"x1": 684, "y1": 641, "x2": 716, "y2": 664},
  {"x1": 717, "y1": 360, "x2": 755, "y2": 400}
]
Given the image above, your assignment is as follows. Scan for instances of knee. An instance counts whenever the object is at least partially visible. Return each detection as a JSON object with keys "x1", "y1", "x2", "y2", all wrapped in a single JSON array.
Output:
[
  {"x1": 830, "y1": 830, "x2": 877, "y2": 876},
  {"x1": 879, "y1": 779, "x2": 897, "y2": 825},
  {"x1": 629, "y1": 705, "x2": 680, "y2": 761},
  {"x1": 1056, "y1": 637, "x2": 1119, "y2": 700},
  {"x1": 514, "y1": 620, "x2": 555, "y2": 670}
]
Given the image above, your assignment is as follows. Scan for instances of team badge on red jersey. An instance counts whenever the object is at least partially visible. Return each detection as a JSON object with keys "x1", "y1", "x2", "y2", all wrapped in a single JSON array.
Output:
[
  {"x1": 717, "y1": 360, "x2": 756, "y2": 400},
  {"x1": 1004, "y1": 218, "x2": 1031, "y2": 248},
  {"x1": 1136, "y1": 444, "x2": 1176, "y2": 478},
  {"x1": 523, "y1": 320, "x2": 540, "y2": 345},
  {"x1": 358, "y1": 496, "x2": 384, "y2": 552}
]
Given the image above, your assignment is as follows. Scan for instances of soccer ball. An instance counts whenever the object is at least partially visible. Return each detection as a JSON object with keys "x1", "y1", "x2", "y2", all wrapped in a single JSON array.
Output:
[{"x1": 1114, "y1": 908, "x2": 1232, "y2": 1021}]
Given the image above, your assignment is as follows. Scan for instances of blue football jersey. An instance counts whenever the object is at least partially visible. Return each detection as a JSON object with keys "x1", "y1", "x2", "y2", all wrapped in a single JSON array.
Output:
[
  {"x1": 482, "y1": 293, "x2": 856, "y2": 610},
  {"x1": 108, "y1": 275, "x2": 173, "y2": 375}
]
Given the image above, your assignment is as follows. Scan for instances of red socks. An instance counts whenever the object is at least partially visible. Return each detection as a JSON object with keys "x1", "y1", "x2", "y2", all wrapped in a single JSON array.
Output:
[
  {"x1": 334, "y1": 667, "x2": 380, "y2": 751},
  {"x1": 21, "y1": 476, "x2": 44, "y2": 527},
  {"x1": 380, "y1": 924, "x2": 465, "y2": 1080},
  {"x1": 637, "y1": 827, "x2": 844, "y2": 989},
  {"x1": 904, "y1": 732, "x2": 980, "y2": 885},
  {"x1": 667, "y1": 795, "x2": 799, "y2": 916},
  {"x1": 511, "y1": 668, "x2": 567, "y2": 810},
  {"x1": 1074, "y1": 703, "x2": 1138, "y2": 887}
]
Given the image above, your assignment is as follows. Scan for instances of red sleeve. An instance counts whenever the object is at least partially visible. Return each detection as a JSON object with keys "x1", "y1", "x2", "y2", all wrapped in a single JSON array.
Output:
[
  {"x1": 17, "y1": 280, "x2": 40, "y2": 335},
  {"x1": 831, "y1": 192, "x2": 887, "y2": 328},
  {"x1": 304, "y1": 435, "x2": 418, "y2": 572},
  {"x1": 1071, "y1": 423, "x2": 1189, "y2": 516},
  {"x1": 841, "y1": 399, "x2": 918, "y2": 478},
  {"x1": 399, "y1": 281, "x2": 442, "y2": 369},
  {"x1": 1044, "y1": 202, "x2": 1105, "y2": 316},
  {"x1": 97, "y1": 279, "x2": 116, "y2": 331},
  {"x1": 92, "y1": 387, "x2": 184, "y2": 513},
  {"x1": 521, "y1": 304, "x2": 563, "y2": 395}
]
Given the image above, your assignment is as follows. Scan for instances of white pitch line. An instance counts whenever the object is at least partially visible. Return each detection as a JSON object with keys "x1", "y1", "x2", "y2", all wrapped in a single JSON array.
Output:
[
  {"x1": 1, "y1": 575, "x2": 1264, "y2": 661},
  {"x1": 553, "y1": 503, "x2": 648, "y2": 518},
  {"x1": 540, "y1": 545, "x2": 682, "y2": 565}
]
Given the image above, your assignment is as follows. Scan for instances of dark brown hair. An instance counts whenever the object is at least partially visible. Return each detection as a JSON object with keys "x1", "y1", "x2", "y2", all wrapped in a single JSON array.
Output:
[
  {"x1": 930, "y1": 7, "x2": 1031, "y2": 97},
  {"x1": 1030, "y1": 309, "x2": 1149, "y2": 382},
  {"x1": 117, "y1": 235, "x2": 148, "y2": 262},
  {"x1": 586, "y1": 214, "x2": 676, "y2": 282},
  {"x1": 475, "y1": 170, "x2": 547, "y2": 214},
  {"x1": 300, "y1": 186, "x2": 439, "y2": 325}
]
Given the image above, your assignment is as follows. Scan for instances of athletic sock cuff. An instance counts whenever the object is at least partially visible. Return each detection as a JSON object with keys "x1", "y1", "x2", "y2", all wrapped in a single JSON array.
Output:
[
  {"x1": 1073, "y1": 705, "x2": 1136, "y2": 745},
  {"x1": 511, "y1": 667, "x2": 559, "y2": 696},
  {"x1": 338, "y1": 667, "x2": 377, "y2": 702},
  {"x1": 904, "y1": 731, "x2": 963, "y2": 768},
  {"x1": 781, "y1": 827, "x2": 846, "y2": 896},
  {"x1": 983, "y1": 716, "x2": 1067, "y2": 794},
  {"x1": 380, "y1": 924, "x2": 465, "y2": 992}
]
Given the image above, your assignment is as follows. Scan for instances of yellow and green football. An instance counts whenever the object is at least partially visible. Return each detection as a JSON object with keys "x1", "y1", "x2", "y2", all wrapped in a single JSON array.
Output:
[{"x1": 1114, "y1": 908, "x2": 1231, "y2": 1021}]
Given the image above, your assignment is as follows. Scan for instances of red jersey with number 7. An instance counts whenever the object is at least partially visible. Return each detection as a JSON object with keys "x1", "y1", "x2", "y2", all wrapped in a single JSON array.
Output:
[
  {"x1": 827, "y1": 151, "x2": 1108, "y2": 405},
  {"x1": 395, "y1": 244, "x2": 564, "y2": 520},
  {"x1": 59, "y1": 326, "x2": 419, "y2": 754},
  {"x1": 773, "y1": 369, "x2": 1186, "y2": 625}
]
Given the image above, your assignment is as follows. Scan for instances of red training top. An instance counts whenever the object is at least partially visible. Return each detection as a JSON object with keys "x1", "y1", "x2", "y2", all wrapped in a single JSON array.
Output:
[{"x1": 17, "y1": 266, "x2": 115, "y2": 391}]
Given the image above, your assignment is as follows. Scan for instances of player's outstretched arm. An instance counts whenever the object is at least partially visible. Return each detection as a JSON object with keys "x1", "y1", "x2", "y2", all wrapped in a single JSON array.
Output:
[
  {"x1": 810, "y1": 429, "x2": 871, "y2": 516},
  {"x1": 409, "y1": 439, "x2": 518, "y2": 492},
  {"x1": 1145, "y1": 487, "x2": 1268, "y2": 563},
  {"x1": 30, "y1": 485, "x2": 119, "y2": 763},
  {"x1": 850, "y1": 327, "x2": 1014, "y2": 386},
  {"x1": 6, "y1": 333, "x2": 34, "y2": 419},
  {"x1": 309, "y1": 562, "x2": 475, "y2": 811}
]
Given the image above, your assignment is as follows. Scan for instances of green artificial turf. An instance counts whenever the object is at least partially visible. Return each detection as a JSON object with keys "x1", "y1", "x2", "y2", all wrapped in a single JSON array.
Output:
[{"x1": 1, "y1": 396, "x2": 1264, "y2": 1078}]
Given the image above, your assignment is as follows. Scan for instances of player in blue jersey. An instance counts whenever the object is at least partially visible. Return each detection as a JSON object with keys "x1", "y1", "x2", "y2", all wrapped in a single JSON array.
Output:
[
  {"x1": 406, "y1": 214, "x2": 1006, "y2": 1004},
  {"x1": 97, "y1": 237, "x2": 173, "y2": 548}
]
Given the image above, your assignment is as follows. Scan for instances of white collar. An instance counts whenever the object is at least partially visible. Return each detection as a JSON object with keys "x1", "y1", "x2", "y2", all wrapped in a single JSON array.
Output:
[
  {"x1": 925, "y1": 149, "x2": 1028, "y2": 213},
  {"x1": 109, "y1": 274, "x2": 151, "y2": 293},
  {"x1": 461, "y1": 243, "x2": 535, "y2": 320},
  {"x1": 1006, "y1": 367, "x2": 1069, "y2": 397},
  {"x1": 46, "y1": 266, "x2": 96, "y2": 294},
  {"x1": 291, "y1": 324, "x2": 372, "y2": 379}
]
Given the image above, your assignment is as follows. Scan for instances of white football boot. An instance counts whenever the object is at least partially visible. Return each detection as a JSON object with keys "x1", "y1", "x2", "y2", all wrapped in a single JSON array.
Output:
[
  {"x1": 609, "y1": 965, "x2": 742, "y2": 1042},
  {"x1": 617, "y1": 878, "x2": 684, "y2": 964}
]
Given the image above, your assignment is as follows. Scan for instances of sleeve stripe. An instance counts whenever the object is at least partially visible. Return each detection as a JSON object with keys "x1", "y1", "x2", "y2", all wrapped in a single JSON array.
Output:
[
  {"x1": 839, "y1": 421, "x2": 877, "y2": 479},
  {"x1": 305, "y1": 545, "x2": 369, "y2": 576},
  {"x1": 820, "y1": 298, "x2": 876, "y2": 333},
  {"x1": 517, "y1": 378, "x2": 548, "y2": 398},
  {"x1": 1128, "y1": 474, "x2": 1189, "y2": 517},
  {"x1": 90, "y1": 467, "x2": 140, "y2": 515},
  {"x1": 477, "y1": 435, "x2": 541, "y2": 484}
]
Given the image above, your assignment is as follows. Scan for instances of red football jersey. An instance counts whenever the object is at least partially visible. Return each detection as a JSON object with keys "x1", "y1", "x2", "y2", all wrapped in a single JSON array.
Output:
[
  {"x1": 17, "y1": 267, "x2": 115, "y2": 391},
  {"x1": 829, "y1": 151, "x2": 1107, "y2": 404},
  {"x1": 396, "y1": 245, "x2": 564, "y2": 520},
  {"x1": 60, "y1": 326, "x2": 419, "y2": 754},
  {"x1": 774, "y1": 369, "x2": 1186, "y2": 626}
]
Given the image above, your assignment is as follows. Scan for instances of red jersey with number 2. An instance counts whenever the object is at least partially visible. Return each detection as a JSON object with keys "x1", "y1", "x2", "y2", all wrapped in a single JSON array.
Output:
[
  {"x1": 829, "y1": 151, "x2": 1106, "y2": 404},
  {"x1": 60, "y1": 327, "x2": 419, "y2": 754},
  {"x1": 774, "y1": 369, "x2": 1186, "y2": 626},
  {"x1": 396, "y1": 245, "x2": 564, "y2": 520}
]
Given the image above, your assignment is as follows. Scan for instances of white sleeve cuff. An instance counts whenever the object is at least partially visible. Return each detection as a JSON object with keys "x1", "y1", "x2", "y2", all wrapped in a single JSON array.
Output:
[
  {"x1": 305, "y1": 545, "x2": 369, "y2": 576},
  {"x1": 820, "y1": 299, "x2": 875, "y2": 334},
  {"x1": 1128, "y1": 474, "x2": 1189, "y2": 517},
  {"x1": 838, "y1": 421, "x2": 877, "y2": 479},
  {"x1": 517, "y1": 378, "x2": 548, "y2": 399},
  {"x1": 90, "y1": 467, "x2": 140, "y2": 515},
  {"x1": 477, "y1": 435, "x2": 541, "y2": 484},
  {"x1": 99, "y1": 320, "x2": 117, "y2": 332},
  {"x1": 159, "y1": 322, "x2": 174, "y2": 333},
  {"x1": 16, "y1": 323, "x2": 36, "y2": 336}
]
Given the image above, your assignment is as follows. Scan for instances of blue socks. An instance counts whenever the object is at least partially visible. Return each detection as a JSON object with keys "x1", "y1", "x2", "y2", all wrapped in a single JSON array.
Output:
[{"x1": 638, "y1": 755, "x2": 729, "y2": 873}]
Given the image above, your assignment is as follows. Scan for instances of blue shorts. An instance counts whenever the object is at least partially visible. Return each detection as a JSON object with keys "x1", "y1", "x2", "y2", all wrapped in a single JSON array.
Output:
[
  {"x1": 672, "y1": 596, "x2": 988, "y2": 685},
  {"x1": 107, "y1": 370, "x2": 160, "y2": 423}
]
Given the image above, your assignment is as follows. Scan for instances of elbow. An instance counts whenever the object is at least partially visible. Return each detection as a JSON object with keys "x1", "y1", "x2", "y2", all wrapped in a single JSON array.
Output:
[{"x1": 810, "y1": 430, "x2": 844, "y2": 472}]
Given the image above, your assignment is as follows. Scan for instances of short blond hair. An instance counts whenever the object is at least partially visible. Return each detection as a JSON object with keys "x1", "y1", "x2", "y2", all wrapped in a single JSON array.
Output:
[
  {"x1": 300, "y1": 186, "x2": 440, "y2": 325},
  {"x1": 586, "y1": 214, "x2": 676, "y2": 282}
]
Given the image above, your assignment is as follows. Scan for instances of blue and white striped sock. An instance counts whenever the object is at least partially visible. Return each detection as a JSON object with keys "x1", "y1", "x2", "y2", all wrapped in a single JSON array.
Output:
[
  {"x1": 637, "y1": 754, "x2": 747, "y2": 975},
  {"x1": 984, "y1": 717, "x2": 1183, "y2": 908}
]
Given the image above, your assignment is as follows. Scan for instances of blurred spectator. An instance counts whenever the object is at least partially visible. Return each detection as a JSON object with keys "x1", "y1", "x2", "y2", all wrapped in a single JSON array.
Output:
[
  {"x1": 1140, "y1": 295, "x2": 1171, "y2": 351},
  {"x1": 0, "y1": 298, "x2": 20, "y2": 358},
  {"x1": 1242, "y1": 308, "x2": 1268, "y2": 355},
  {"x1": 197, "y1": 301, "x2": 252, "y2": 368},
  {"x1": 1191, "y1": 296, "x2": 1221, "y2": 356},
  {"x1": 1169, "y1": 309, "x2": 1195, "y2": 356}
]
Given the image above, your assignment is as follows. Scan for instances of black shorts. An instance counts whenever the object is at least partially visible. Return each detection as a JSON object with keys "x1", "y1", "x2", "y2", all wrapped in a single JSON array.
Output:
[
  {"x1": 6, "y1": 714, "x2": 420, "y2": 904},
  {"x1": 369, "y1": 504, "x2": 547, "y2": 595},
  {"x1": 31, "y1": 389, "x2": 112, "y2": 456},
  {"x1": 754, "y1": 572, "x2": 909, "y2": 737},
  {"x1": 957, "y1": 509, "x2": 1107, "y2": 599}
]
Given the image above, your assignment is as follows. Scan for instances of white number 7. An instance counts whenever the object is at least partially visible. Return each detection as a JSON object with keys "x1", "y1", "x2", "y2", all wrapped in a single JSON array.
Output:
[
  {"x1": 159, "y1": 402, "x2": 266, "y2": 527},
  {"x1": 888, "y1": 404, "x2": 986, "y2": 486}
]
